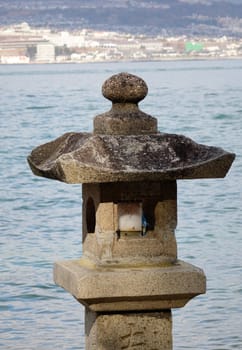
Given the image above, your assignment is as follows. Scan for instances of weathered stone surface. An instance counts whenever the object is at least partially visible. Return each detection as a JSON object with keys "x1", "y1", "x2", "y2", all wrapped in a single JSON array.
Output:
[
  {"x1": 81, "y1": 181, "x2": 177, "y2": 267},
  {"x1": 54, "y1": 259, "x2": 206, "y2": 312},
  {"x1": 102, "y1": 72, "x2": 148, "y2": 103},
  {"x1": 94, "y1": 104, "x2": 157, "y2": 135},
  {"x1": 95, "y1": 73, "x2": 157, "y2": 135},
  {"x1": 28, "y1": 72, "x2": 235, "y2": 183},
  {"x1": 28, "y1": 72, "x2": 234, "y2": 350},
  {"x1": 85, "y1": 309, "x2": 172, "y2": 350},
  {"x1": 28, "y1": 131, "x2": 235, "y2": 183}
]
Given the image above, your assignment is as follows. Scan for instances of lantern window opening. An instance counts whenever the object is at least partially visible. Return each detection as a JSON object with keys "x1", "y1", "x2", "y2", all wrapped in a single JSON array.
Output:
[
  {"x1": 86, "y1": 196, "x2": 96, "y2": 234},
  {"x1": 116, "y1": 201, "x2": 149, "y2": 237}
]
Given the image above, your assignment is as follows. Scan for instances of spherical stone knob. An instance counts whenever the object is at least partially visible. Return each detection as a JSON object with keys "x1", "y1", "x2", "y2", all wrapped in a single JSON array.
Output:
[
  {"x1": 94, "y1": 72, "x2": 157, "y2": 135},
  {"x1": 102, "y1": 72, "x2": 148, "y2": 104}
]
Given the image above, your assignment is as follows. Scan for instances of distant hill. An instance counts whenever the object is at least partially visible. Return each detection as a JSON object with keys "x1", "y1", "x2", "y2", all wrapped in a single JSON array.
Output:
[{"x1": 1, "y1": 0, "x2": 242, "y2": 37}]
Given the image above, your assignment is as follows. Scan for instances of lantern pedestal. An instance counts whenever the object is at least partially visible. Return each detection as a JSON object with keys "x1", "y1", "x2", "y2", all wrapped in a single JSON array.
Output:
[
  {"x1": 54, "y1": 258, "x2": 205, "y2": 350},
  {"x1": 54, "y1": 259, "x2": 205, "y2": 312}
]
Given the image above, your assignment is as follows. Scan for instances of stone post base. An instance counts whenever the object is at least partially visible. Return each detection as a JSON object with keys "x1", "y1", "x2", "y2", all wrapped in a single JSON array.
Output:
[{"x1": 85, "y1": 308, "x2": 172, "y2": 350}]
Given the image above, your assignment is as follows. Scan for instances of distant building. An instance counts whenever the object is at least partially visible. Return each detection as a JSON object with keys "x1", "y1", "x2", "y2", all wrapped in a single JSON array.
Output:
[
  {"x1": 36, "y1": 43, "x2": 55, "y2": 62},
  {"x1": 0, "y1": 55, "x2": 30, "y2": 64},
  {"x1": 185, "y1": 42, "x2": 204, "y2": 53}
]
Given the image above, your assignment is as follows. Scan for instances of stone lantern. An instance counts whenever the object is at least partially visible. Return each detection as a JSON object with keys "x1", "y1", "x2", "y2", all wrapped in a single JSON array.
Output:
[{"x1": 28, "y1": 73, "x2": 235, "y2": 349}]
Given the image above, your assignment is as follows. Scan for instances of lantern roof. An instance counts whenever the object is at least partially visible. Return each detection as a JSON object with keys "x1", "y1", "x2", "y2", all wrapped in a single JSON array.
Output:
[{"x1": 28, "y1": 72, "x2": 235, "y2": 184}]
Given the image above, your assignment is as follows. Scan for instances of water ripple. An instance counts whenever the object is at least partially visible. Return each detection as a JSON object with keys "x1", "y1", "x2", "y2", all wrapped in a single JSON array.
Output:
[{"x1": 1, "y1": 60, "x2": 241, "y2": 350}]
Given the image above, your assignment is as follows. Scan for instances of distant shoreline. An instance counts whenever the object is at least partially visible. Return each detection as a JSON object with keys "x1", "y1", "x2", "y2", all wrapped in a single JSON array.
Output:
[{"x1": 1, "y1": 56, "x2": 242, "y2": 66}]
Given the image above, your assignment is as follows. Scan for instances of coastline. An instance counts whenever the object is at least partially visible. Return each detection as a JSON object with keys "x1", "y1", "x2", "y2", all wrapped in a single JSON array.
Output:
[{"x1": 1, "y1": 55, "x2": 242, "y2": 65}]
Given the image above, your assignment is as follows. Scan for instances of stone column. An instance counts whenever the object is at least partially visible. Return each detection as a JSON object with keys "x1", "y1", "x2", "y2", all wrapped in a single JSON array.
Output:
[
  {"x1": 28, "y1": 72, "x2": 235, "y2": 349},
  {"x1": 85, "y1": 309, "x2": 172, "y2": 350}
]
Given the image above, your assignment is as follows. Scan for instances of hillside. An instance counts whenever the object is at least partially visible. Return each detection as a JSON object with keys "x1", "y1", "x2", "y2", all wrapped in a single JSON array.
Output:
[{"x1": 0, "y1": 0, "x2": 242, "y2": 37}]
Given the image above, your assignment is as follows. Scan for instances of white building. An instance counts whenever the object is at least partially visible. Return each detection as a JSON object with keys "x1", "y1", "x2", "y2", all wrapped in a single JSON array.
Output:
[
  {"x1": 0, "y1": 55, "x2": 30, "y2": 64},
  {"x1": 36, "y1": 43, "x2": 55, "y2": 62}
]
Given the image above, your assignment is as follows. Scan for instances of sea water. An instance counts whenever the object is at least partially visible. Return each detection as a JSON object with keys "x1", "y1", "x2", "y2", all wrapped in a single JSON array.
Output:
[{"x1": 0, "y1": 60, "x2": 241, "y2": 349}]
